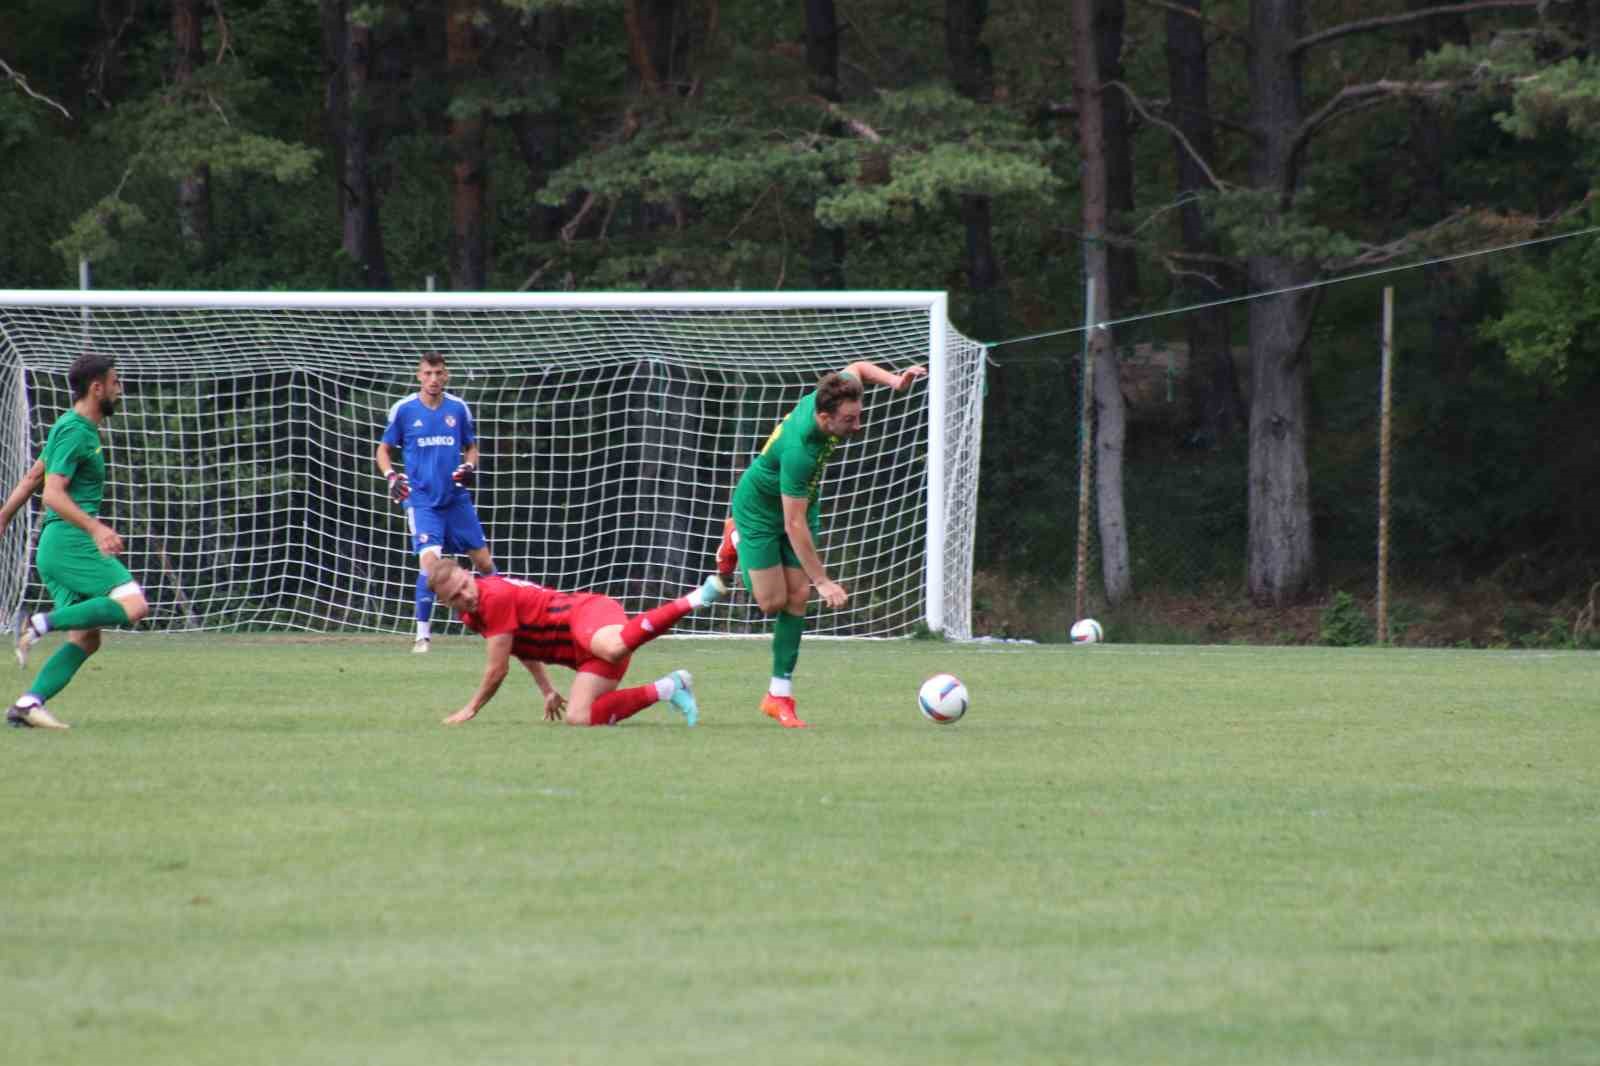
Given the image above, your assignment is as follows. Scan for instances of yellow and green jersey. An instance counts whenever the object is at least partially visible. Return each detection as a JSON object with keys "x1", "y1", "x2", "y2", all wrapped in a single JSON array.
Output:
[
  {"x1": 39, "y1": 410, "x2": 106, "y2": 529},
  {"x1": 730, "y1": 389, "x2": 843, "y2": 537}
]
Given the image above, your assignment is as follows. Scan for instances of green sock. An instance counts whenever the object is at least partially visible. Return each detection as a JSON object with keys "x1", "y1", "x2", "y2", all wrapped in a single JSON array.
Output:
[
  {"x1": 46, "y1": 597, "x2": 130, "y2": 631},
  {"x1": 29, "y1": 642, "x2": 90, "y2": 702},
  {"x1": 772, "y1": 610, "x2": 805, "y2": 680}
]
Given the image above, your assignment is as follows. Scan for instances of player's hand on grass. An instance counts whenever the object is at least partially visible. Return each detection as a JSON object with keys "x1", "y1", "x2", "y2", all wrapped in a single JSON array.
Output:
[
  {"x1": 815, "y1": 578, "x2": 848, "y2": 609},
  {"x1": 451, "y1": 462, "x2": 476, "y2": 487},
  {"x1": 543, "y1": 690, "x2": 567, "y2": 722},
  {"x1": 386, "y1": 470, "x2": 411, "y2": 503},
  {"x1": 892, "y1": 365, "x2": 927, "y2": 391},
  {"x1": 442, "y1": 705, "x2": 478, "y2": 726}
]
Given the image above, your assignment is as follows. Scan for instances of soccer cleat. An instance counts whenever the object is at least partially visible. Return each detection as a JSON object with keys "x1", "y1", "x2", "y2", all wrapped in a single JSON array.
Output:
[
  {"x1": 760, "y1": 693, "x2": 808, "y2": 729},
  {"x1": 7, "y1": 699, "x2": 68, "y2": 730},
  {"x1": 715, "y1": 516, "x2": 739, "y2": 580},
  {"x1": 13, "y1": 610, "x2": 41, "y2": 668},
  {"x1": 412, "y1": 638, "x2": 431, "y2": 654},
  {"x1": 666, "y1": 669, "x2": 698, "y2": 727},
  {"x1": 699, "y1": 573, "x2": 727, "y2": 607}
]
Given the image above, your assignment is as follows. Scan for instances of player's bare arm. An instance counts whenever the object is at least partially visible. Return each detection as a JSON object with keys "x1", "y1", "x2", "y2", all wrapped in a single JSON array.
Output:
[
  {"x1": 444, "y1": 632, "x2": 512, "y2": 725},
  {"x1": 42, "y1": 474, "x2": 122, "y2": 557},
  {"x1": 843, "y1": 361, "x2": 927, "y2": 391},
  {"x1": 0, "y1": 458, "x2": 44, "y2": 536},
  {"x1": 782, "y1": 494, "x2": 846, "y2": 608},
  {"x1": 519, "y1": 658, "x2": 567, "y2": 721}
]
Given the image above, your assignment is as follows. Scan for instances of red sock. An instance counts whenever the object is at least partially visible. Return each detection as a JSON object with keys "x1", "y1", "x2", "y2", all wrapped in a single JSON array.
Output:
[
  {"x1": 619, "y1": 597, "x2": 692, "y2": 651},
  {"x1": 588, "y1": 684, "x2": 658, "y2": 725}
]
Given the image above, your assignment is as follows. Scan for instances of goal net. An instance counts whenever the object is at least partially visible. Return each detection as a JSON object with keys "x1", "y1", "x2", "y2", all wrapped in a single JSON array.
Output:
[{"x1": 0, "y1": 291, "x2": 985, "y2": 640}]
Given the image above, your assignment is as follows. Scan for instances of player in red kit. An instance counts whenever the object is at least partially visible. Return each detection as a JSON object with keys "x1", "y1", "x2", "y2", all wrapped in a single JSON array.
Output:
[{"x1": 427, "y1": 557, "x2": 726, "y2": 727}]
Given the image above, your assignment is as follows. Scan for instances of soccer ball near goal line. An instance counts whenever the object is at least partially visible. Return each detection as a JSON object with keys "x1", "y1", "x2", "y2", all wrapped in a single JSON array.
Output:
[
  {"x1": 1070, "y1": 618, "x2": 1105, "y2": 645},
  {"x1": 918, "y1": 673, "x2": 969, "y2": 724}
]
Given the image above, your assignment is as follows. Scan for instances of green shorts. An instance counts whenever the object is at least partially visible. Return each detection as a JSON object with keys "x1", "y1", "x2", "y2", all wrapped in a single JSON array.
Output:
[
  {"x1": 36, "y1": 521, "x2": 135, "y2": 609},
  {"x1": 731, "y1": 510, "x2": 820, "y2": 592}
]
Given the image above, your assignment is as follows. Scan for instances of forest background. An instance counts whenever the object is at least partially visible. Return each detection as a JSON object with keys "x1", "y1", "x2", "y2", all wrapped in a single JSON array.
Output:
[{"x1": 4, "y1": 0, "x2": 1600, "y2": 647}]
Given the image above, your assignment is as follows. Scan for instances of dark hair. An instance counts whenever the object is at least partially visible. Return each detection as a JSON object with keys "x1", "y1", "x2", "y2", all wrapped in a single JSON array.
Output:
[
  {"x1": 815, "y1": 371, "x2": 863, "y2": 415},
  {"x1": 420, "y1": 351, "x2": 448, "y2": 368},
  {"x1": 68, "y1": 351, "x2": 117, "y2": 399}
]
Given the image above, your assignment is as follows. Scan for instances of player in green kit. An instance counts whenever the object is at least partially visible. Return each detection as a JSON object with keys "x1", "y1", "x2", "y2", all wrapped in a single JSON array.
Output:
[
  {"x1": 3, "y1": 352, "x2": 149, "y2": 730},
  {"x1": 716, "y1": 360, "x2": 926, "y2": 728}
]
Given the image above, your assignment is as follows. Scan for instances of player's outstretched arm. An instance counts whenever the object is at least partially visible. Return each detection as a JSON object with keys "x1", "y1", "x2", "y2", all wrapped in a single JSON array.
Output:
[
  {"x1": 443, "y1": 633, "x2": 513, "y2": 725},
  {"x1": 0, "y1": 458, "x2": 44, "y2": 537},
  {"x1": 842, "y1": 361, "x2": 927, "y2": 392}
]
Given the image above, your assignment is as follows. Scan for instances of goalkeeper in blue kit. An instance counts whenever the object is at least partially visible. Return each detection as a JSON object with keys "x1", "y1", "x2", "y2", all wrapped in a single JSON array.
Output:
[{"x1": 375, "y1": 352, "x2": 496, "y2": 652}]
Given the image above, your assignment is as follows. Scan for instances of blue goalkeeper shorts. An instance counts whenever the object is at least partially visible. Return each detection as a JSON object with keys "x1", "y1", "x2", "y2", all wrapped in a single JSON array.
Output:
[{"x1": 406, "y1": 493, "x2": 488, "y2": 557}]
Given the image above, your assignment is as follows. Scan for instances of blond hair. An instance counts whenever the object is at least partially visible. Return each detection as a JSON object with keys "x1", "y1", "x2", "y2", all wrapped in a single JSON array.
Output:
[{"x1": 427, "y1": 556, "x2": 465, "y2": 595}]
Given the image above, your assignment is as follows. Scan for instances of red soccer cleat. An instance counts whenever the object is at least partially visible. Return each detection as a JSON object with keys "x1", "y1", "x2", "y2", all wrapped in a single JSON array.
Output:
[
  {"x1": 715, "y1": 516, "x2": 739, "y2": 580},
  {"x1": 760, "y1": 694, "x2": 808, "y2": 729}
]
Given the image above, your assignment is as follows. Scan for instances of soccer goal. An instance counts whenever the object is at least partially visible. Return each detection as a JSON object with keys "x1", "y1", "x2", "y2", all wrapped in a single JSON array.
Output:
[{"x1": 0, "y1": 290, "x2": 985, "y2": 640}]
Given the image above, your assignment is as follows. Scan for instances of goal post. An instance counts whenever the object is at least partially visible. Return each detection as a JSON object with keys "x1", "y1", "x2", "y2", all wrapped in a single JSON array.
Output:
[{"x1": 0, "y1": 290, "x2": 985, "y2": 640}]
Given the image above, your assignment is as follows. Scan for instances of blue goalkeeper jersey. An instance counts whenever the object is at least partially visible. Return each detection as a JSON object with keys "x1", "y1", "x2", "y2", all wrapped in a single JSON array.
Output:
[{"x1": 382, "y1": 392, "x2": 477, "y2": 509}]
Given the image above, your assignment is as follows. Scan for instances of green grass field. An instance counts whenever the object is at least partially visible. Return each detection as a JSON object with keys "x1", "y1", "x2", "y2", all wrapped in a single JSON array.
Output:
[{"x1": 3, "y1": 634, "x2": 1598, "y2": 1065}]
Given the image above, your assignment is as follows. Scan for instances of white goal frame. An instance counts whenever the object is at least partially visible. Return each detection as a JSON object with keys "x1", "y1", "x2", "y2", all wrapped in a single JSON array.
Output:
[{"x1": 0, "y1": 290, "x2": 984, "y2": 640}]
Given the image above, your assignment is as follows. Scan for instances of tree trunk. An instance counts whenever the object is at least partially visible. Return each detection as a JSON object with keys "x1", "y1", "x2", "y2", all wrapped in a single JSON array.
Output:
[
  {"x1": 1246, "y1": 0, "x2": 1316, "y2": 604},
  {"x1": 1095, "y1": 0, "x2": 1139, "y2": 310},
  {"x1": 337, "y1": 8, "x2": 390, "y2": 289},
  {"x1": 947, "y1": 0, "x2": 1002, "y2": 295},
  {"x1": 1072, "y1": 0, "x2": 1132, "y2": 605},
  {"x1": 1164, "y1": 0, "x2": 1242, "y2": 448},
  {"x1": 172, "y1": 0, "x2": 211, "y2": 253},
  {"x1": 320, "y1": 0, "x2": 347, "y2": 231},
  {"x1": 807, "y1": 0, "x2": 846, "y2": 287},
  {"x1": 625, "y1": 0, "x2": 677, "y2": 94},
  {"x1": 508, "y1": 9, "x2": 570, "y2": 247},
  {"x1": 448, "y1": 0, "x2": 490, "y2": 291}
]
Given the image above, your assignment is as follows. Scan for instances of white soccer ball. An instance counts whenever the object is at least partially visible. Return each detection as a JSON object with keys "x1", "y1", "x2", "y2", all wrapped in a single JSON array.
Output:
[
  {"x1": 918, "y1": 673, "x2": 969, "y2": 724},
  {"x1": 1070, "y1": 618, "x2": 1105, "y2": 645}
]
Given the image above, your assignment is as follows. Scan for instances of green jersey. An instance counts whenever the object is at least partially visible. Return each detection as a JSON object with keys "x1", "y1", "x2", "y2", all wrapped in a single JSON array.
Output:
[
  {"x1": 40, "y1": 410, "x2": 107, "y2": 529},
  {"x1": 730, "y1": 389, "x2": 843, "y2": 536}
]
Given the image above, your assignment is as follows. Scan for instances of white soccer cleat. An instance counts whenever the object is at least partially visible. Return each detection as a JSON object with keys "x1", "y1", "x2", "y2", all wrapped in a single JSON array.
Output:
[
  {"x1": 7, "y1": 699, "x2": 68, "y2": 730},
  {"x1": 412, "y1": 638, "x2": 431, "y2": 654},
  {"x1": 13, "y1": 610, "x2": 41, "y2": 668}
]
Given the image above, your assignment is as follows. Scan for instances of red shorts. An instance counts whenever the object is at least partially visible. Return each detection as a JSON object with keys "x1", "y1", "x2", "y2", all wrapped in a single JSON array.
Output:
[{"x1": 569, "y1": 593, "x2": 629, "y2": 680}]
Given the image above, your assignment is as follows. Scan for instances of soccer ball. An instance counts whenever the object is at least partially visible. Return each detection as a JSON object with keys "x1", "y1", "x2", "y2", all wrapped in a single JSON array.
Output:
[
  {"x1": 1070, "y1": 618, "x2": 1105, "y2": 645},
  {"x1": 918, "y1": 673, "x2": 969, "y2": 725}
]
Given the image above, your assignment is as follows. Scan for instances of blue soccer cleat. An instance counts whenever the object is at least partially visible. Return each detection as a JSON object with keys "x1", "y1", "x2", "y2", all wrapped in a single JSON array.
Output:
[
  {"x1": 698, "y1": 574, "x2": 727, "y2": 607},
  {"x1": 666, "y1": 669, "x2": 698, "y2": 727}
]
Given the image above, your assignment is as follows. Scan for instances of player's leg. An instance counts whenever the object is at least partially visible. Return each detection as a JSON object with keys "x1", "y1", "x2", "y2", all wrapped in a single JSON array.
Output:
[
  {"x1": 715, "y1": 515, "x2": 739, "y2": 580},
  {"x1": 759, "y1": 565, "x2": 811, "y2": 729},
  {"x1": 443, "y1": 496, "x2": 496, "y2": 576},
  {"x1": 564, "y1": 663, "x2": 697, "y2": 727},
  {"x1": 582, "y1": 580, "x2": 726, "y2": 665},
  {"x1": 11, "y1": 531, "x2": 143, "y2": 728},
  {"x1": 408, "y1": 505, "x2": 447, "y2": 652},
  {"x1": 570, "y1": 598, "x2": 703, "y2": 725}
]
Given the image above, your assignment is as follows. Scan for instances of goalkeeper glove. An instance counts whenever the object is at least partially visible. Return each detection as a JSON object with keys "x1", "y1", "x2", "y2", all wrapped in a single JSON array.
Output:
[
  {"x1": 386, "y1": 470, "x2": 411, "y2": 504},
  {"x1": 452, "y1": 462, "x2": 476, "y2": 487}
]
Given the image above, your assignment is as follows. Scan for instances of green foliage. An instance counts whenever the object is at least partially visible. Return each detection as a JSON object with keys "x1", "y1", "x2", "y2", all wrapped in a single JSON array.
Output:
[
  {"x1": 50, "y1": 195, "x2": 149, "y2": 267},
  {"x1": 1479, "y1": 223, "x2": 1600, "y2": 384},
  {"x1": 1205, "y1": 188, "x2": 1362, "y2": 263},
  {"x1": 1319, "y1": 591, "x2": 1375, "y2": 647}
]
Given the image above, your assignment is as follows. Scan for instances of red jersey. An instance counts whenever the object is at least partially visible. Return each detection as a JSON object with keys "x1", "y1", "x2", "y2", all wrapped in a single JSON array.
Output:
[{"x1": 459, "y1": 574, "x2": 626, "y2": 673}]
